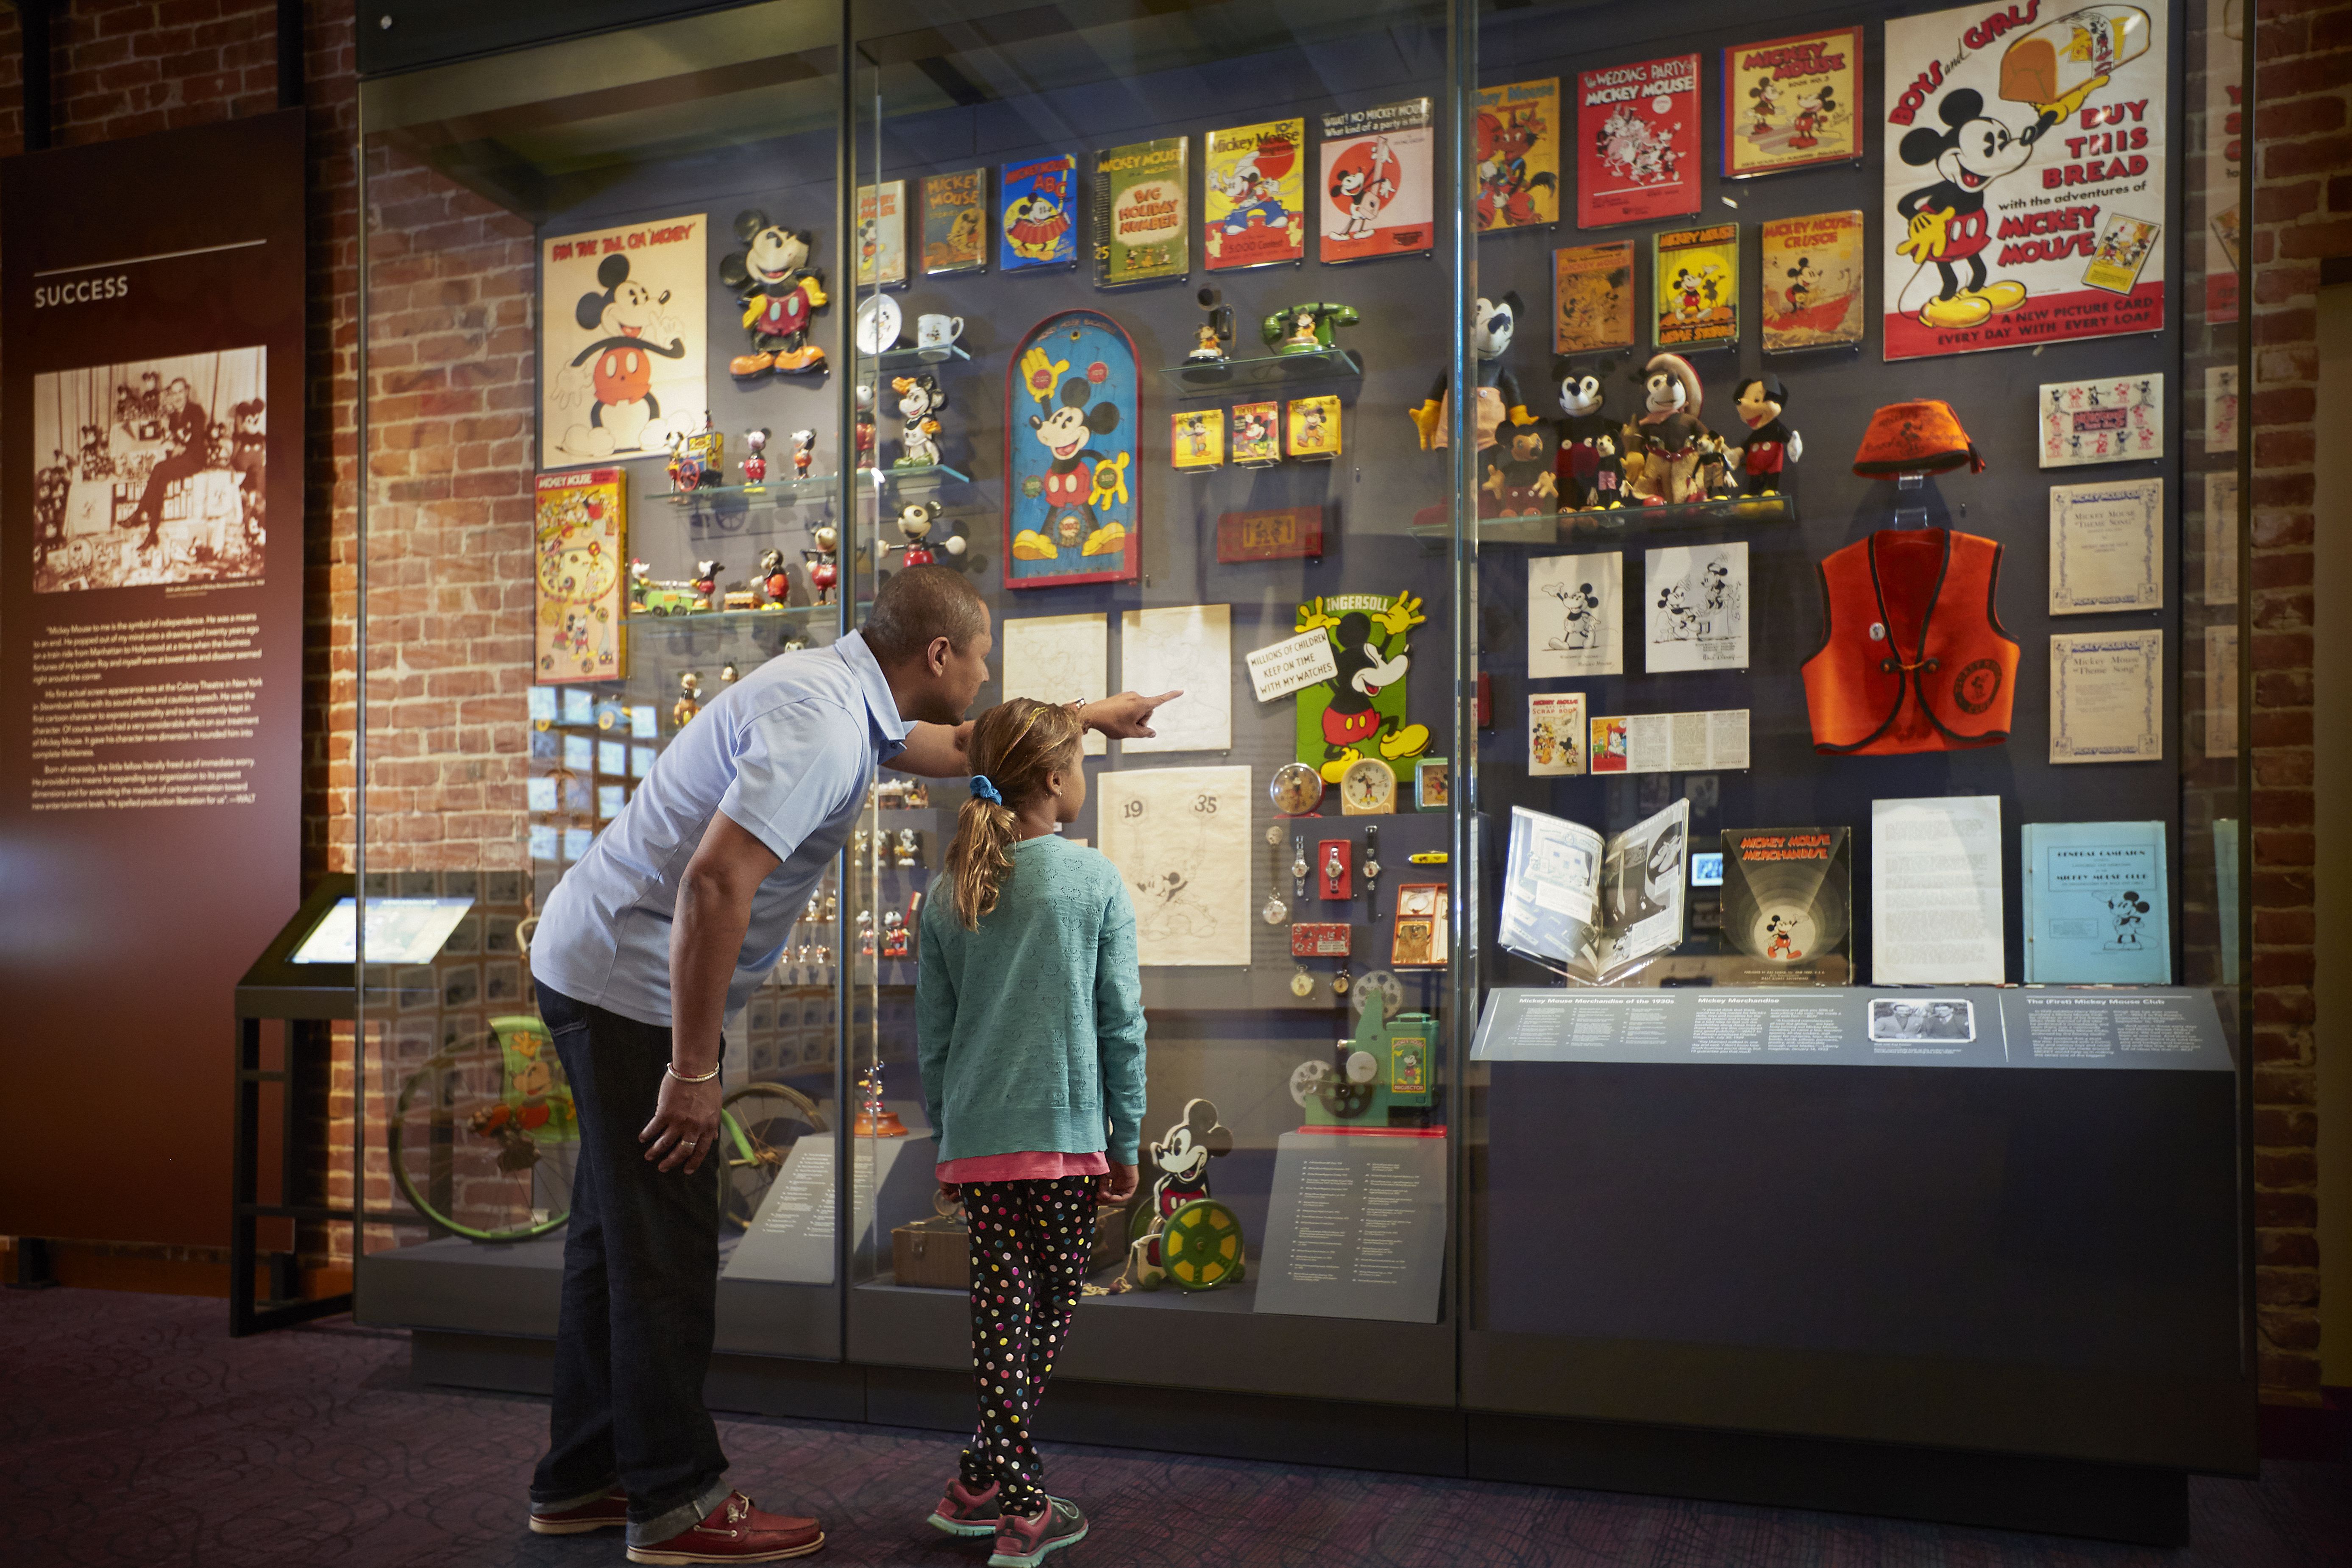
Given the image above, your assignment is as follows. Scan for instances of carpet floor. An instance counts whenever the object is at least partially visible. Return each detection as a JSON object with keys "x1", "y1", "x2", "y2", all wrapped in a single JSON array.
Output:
[{"x1": 0, "y1": 1288, "x2": 2343, "y2": 1567}]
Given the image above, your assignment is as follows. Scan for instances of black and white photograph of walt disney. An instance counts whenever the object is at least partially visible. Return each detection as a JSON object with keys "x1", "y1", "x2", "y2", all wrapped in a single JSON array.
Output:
[
  {"x1": 1867, "y1": 997, "x2": 1977, "y2": 1044},
  {"x1": 30, "y1": 346, "x2": 267, "y2": 593}
]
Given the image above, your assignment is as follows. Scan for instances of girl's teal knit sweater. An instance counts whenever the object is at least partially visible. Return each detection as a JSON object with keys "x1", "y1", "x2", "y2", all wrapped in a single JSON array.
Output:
[{"x1": 915, "y1": 833, "x2": 1148, "y2": 1165}]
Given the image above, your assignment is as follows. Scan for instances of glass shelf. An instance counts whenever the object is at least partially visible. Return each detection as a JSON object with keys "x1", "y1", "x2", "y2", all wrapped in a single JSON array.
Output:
[
  {"x1": 656, "y1": 476, "x2": 842, "y2": 507},
  {"x1": 1406, "y1": 492, "x2": 1799, "y2": 551},
  {"x1": 862, "y1": 464, "x2": 970, "y2": 489},
  {"x1": 622, "y1": 603, "x2": 840, "y2": 634},
  {"x1": 871, "y1": 343, "x2": 971, "y2": 369},
  {"x1": 1160, "y1": 347, "x2": 1363, "y2": 396}
]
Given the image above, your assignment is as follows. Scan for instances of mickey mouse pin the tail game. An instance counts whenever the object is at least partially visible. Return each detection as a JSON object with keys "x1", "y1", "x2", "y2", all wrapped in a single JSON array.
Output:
[
  {"x1": 1006, "y1": 311, "x2": 1140, "y2": 587},
  {"x1": 541, "y1": 212, "x2": 704, "y2": 467}
]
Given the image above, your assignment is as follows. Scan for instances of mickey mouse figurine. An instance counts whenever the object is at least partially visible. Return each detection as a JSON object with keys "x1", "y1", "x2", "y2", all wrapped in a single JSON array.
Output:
[
  {"x1": 740, "y1": 426, "x2": 770, "y2": 487},
  {"x1": 758, "y1": 547, "x2": 792, "y2": 608},
  {"x1": 672, "y1": 671, "x2": 702, "y2": 728},
  {"x1": 690, "y1": 559, "x2": 724, "y2": 612},
  {"x1": 891, "y1": 373, "x2": 947, "y2": 469},
  {"x1": 888, "y1": 500, "x2": 951, "y2": 568},
  {"x1": 804, "y1": 524, "x2": 840, "y2": 607},
  {"x1": 1408, "y1": 292, "x2": 1535, "y2": 451},
  {"x1": 1187, "y1": 287, "x2": 1235, "y2": 363},
  {"x1": 790, "y1": 428, "x2": 816, "y2": 481},
  {"x1": 718, "y1": 210, "x2": 829, "y2": 376},
  {"x1": 1731, "y1": 375, "x2": 1802, "y2": 496}
]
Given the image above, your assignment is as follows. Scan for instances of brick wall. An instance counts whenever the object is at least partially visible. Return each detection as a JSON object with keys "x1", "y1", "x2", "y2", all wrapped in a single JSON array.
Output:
[{"x1": 2247, "y1": 0, "x2": 2350, "y2": 1408}]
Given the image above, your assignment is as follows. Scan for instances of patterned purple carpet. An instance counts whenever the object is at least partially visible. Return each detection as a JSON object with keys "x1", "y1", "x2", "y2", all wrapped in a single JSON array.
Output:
[{"x1": 0, "y1": 1288, "x2": 2343, "y2": 1567}]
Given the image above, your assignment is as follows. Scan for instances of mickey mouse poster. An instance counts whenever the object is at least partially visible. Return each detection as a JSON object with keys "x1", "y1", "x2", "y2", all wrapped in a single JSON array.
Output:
[
  {"x1": 540, "y1": 213, "x2": 707, "y2": 467},
  {"x1": 1881, "y1": 4, "x2": 2166, "y2": 361}
]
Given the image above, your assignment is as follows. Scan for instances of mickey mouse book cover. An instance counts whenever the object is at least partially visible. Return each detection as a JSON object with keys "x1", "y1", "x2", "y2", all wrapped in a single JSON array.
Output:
[
  {"x1": 1475, "y1": 79, "x2": 1560, "y2": 230},
  {"x1": 855, "y1": 180, "x2": 907, "y2": 289},
  {"x1": 1758, "y1": 210, "x2": 1865, "y2": 351},
  {"x1": 1575, "y1": 55, "x2": 1701, "y2": 228},
  {"x1": 921, "y1": 168, "x2": 988, "y2": 275},
  {"x1": 1204, "y1": 118, "x2": 1308, "y2": 271},
  {"x1": 1717, "y1": 827, "x2": 1853, "y2": 985},
  {"x1": 1723, "y1": 26, "x2": 1862, "y2": 178},
  {"x1": 1000, "y1": 156, "x2": 1080, "y2": 272},
  {"x1": 1652, "y1": 223, "x2": 1738, "y2": 350},
  {"x1": 1882, "y1": 3, "x2": 2168, "y2": 360},
  {"x1": 540, "y1": 213, "x2": 706, "y2": 468},
  {"x1": 1318, "y1": 99, "x2": 1435, "y2": 264}
]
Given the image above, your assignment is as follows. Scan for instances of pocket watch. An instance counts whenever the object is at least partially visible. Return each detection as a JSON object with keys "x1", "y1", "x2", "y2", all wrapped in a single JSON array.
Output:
[
  {"x1": 1269, "y1": 761, "x2": 1325, "y2": 816},
  {"x1": 1339, "y1": 757, "x2": 1396, "y2": 816}
]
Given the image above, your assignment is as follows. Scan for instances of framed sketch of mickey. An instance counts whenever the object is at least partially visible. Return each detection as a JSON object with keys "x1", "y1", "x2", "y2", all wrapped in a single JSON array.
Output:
[{"x1": 1005, "y1": 310, "x2": 1141, "y2": 588}]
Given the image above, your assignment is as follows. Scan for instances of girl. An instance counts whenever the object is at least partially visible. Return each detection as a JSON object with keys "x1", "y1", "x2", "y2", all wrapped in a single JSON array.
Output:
[{"x1": 916, "y1": 699, "x2": 1145, "y2": 1568}]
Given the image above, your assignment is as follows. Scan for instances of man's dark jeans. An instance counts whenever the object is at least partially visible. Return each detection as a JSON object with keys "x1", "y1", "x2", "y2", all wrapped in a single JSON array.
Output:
[{"x1": 529, "y1": 985, "x2": 730, "y2": 1546}]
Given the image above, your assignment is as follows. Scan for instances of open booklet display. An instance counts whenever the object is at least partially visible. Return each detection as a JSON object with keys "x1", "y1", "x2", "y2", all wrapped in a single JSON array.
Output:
[{"x1": 1497, "y1": 801, "x2": 1691, "y2": 985}]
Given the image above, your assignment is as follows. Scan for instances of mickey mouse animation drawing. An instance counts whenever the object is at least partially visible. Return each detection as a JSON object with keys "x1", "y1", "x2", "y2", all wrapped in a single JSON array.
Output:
[{"x1": 554, "y1": 253, "x2": 688, "y2": 459}]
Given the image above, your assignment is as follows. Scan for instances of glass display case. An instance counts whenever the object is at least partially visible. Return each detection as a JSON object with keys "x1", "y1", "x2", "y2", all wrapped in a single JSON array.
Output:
[
  {"x1": 835, "y1": 0, "x2": 1468, "y2": 1411},
  {"x1": 348, "y1": 0, "x2": 2255, "y2": 1502},
  {"x1": 352, "y1": 2, "x2": 852, "y2": 1362},
  {"x1": 1457, "y1": 0, "x2": 2255, "y2": 1486}
]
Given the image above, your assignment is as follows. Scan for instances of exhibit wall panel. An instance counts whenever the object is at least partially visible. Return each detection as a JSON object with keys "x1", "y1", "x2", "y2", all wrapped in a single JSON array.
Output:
[{"x1": 0, "y1": 111, "x2": 309, "y2": 1246}]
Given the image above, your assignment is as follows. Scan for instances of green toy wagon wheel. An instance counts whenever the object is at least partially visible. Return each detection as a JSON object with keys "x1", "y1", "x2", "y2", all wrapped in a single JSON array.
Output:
[{"x1": 1158, "y1": 1198, "x2": 1246, "y2": 1292}]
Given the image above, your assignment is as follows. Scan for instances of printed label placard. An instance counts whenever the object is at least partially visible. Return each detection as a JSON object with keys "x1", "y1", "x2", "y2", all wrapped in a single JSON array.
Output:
[
  {"x1": 1882, "y1": 3, "x2": 2169, "y2": 360},
  {"x1": 1247, "y1": 628, "x2": 1339, "y2": 702}
]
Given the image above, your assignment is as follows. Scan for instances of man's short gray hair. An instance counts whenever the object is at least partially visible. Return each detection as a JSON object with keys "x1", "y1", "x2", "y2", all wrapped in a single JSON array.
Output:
[{"x1": 862, "y1": 565, "x2": 988, "y2": 663}]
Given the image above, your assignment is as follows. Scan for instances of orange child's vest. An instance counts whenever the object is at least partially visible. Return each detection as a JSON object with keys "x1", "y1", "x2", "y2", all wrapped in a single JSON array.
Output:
[{"x1": 1800, "y1": 528, "x2": 2019, "y2": 755}]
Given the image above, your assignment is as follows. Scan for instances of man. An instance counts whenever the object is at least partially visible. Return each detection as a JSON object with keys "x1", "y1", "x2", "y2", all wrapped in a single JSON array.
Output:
[
  {"x1": 524, "y1": 566, "x2": 1174, "y2": 1563},
  {"x1": 126, "y1": 377, "x2": 208, "y2": 552}
]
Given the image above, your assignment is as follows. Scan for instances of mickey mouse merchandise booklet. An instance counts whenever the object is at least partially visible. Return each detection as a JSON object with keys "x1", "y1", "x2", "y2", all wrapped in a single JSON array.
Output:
[
  {"x1": 1497, "y1": 800, "x2": 1690, "y2": 985},
  {"x1": 1717, "y1": 827, "x2": 1852, "y2": 985}
]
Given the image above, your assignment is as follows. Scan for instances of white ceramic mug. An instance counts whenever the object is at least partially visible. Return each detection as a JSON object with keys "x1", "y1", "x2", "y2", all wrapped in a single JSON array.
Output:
[{"x1": 917, "y1": 313, "x2": 964, "y2": 348}]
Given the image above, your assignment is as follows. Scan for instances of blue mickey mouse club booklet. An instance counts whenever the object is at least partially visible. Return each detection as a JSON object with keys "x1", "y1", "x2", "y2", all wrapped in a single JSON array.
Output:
[{"x1": 2022, "y1": 821, "x2": 2171, "y2": 985}]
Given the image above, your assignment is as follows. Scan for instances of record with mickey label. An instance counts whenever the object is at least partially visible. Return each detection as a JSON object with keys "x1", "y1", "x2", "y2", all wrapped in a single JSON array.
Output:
[{"x1": 1717, "y1": 826, "x2": 1852, "y2": 984}]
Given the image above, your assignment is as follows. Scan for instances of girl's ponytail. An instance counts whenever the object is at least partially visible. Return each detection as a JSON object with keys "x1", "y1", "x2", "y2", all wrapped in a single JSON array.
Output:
[{"x1": 944, "y1": 697, "x2": 1084, "y2": 929}]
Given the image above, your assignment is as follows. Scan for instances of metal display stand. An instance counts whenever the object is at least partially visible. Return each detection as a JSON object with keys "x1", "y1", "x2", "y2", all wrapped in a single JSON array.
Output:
[{"x1": 229, "y1": 875, "x2": 359, "y2": 1336}]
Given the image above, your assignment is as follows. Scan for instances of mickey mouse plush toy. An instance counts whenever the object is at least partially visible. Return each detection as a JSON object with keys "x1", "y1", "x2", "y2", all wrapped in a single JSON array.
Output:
[
  {"x1": 558, "y1": 254, "x2": 686, "y2": 458},
  {"x1": 1896, "y1": 71, "x2": 2110, "y2": 329},
  {"x1": 1553, "y1": 360, "x2": 1623, "y2": 510},
  {"x1": 1408, "y1": 292, "x2": 1535, "y2": 451},
  {"x1": 719, "y1": 210, "x2": 829, "y2": 376},
  {"x1": 1731, "y1": 374, "x2": 1802, "y2": 497}
]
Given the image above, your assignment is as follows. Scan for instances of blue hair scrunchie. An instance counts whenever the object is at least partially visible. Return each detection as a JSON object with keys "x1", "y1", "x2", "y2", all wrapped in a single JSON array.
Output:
[{"x1": 969, "y1": 774, "x2": 1003, "y2": 806}]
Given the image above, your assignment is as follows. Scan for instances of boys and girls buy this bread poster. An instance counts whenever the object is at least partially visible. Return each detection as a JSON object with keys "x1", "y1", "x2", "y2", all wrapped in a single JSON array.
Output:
[{"x1": 1881, "y1": 3, "x2": 2167, "y2": 361}]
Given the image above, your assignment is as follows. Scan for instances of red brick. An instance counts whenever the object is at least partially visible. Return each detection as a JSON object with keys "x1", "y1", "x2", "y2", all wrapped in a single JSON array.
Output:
[
  {"x1": 2257, "y1": 92, "x2": 2349, "y2": 139},
  {"x1": 2263, "y1": 132, "x2": 2352, "y2": 180}
]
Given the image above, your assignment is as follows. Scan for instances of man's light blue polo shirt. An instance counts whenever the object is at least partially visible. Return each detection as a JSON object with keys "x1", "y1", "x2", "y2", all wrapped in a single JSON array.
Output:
[{"x1": 530, "y1": 630, "x2": 912, "y2": 1026}]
